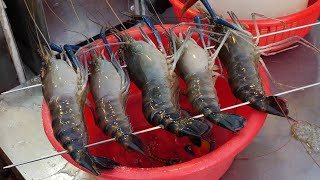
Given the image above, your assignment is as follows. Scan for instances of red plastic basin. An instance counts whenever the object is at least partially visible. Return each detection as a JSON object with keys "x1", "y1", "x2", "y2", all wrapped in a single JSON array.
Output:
[
  {"x1": 42, "y1": 25, "x2": 270, "y2": 180},
  {"x1": 169, "y1": 0, "x2": 320, "y2": 46}
]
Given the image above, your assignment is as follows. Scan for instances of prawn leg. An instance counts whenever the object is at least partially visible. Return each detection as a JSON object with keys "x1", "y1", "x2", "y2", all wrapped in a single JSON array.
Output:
[
  {"x1": 193, "y1": 15, "x2": 207, "y2": 51},
  {"x1": 141, "y1": 15, "x2": 166, "y2": 54},
  {"x1": 259, "y1": 35, "x2": 320, "y2": 55},
  {"x1": 251, "y1": 12, "x2": 286, "y2": 44},
  {"x1": 100, "y1": 26, "x2": 113, "y2": 57}
]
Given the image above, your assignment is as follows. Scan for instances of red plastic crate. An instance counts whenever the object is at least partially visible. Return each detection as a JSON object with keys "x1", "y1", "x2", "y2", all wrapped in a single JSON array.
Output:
[{"x1": 170, "y1": 0, "x2": 320, "y2": 46}]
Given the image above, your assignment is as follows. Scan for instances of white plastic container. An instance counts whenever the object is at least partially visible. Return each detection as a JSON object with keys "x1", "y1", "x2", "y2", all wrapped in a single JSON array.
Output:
[{"x1": 193, "y1": 0, "x2": 309, "y2": 20}]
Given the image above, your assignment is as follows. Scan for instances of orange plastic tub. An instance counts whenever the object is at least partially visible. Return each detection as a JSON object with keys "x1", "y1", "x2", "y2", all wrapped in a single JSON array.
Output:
[
  {"x1": 42, "y1": 25, "x2": 269, "y2": 180},
  {"x1": 170, "y1": 0, "x2": 320, "y2": 46}
]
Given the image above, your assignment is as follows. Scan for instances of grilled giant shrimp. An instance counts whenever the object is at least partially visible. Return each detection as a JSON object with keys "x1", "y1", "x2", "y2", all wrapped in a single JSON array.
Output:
[
  {"x1": 41, "y1": 47, "x2": 119, "y2": 176},
  {"x1": 117, "y1": 29, "x2": 211, "y2": 138}
]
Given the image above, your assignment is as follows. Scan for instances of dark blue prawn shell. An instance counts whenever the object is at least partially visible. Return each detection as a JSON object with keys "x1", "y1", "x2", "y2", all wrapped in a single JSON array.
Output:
[{"x1": 216, "y1": 27, "x2": 289, "y2": 117}]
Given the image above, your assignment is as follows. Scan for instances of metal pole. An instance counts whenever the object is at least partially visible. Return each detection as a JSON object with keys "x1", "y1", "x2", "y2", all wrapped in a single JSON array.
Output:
[
  {"x1": 0, "y1": 84, "x2": 42, "y2": 95},
  {"x1": 140, "y1": 0, "x2": 146, "y2": 15},
  {"x1": 0, "y1": 0, "x2": 26, "y2": 83},
  {"x1": 134, "y1": 0, "x2": 140, "y2": 15}
]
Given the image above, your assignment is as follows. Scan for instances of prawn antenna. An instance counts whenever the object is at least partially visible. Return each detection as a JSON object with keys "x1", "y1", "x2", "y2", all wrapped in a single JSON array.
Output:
[
  {"x1": 44, "y1": 0, "x2": 69, "y2": 27},
  {"x1": 146, "y1": 0, "x2": 170, "y2": 37},
  {"x1": 64, "y1": 29, "x2": 93, "y2": 44},
  {"x1": 23, "y1": 0, "x2": 51, "y2": 54},
  {"x1": 69, "y1": 0, "x2": 81, "y2": 24},
  {"x1": 104, "y1": 0, "x2": 126, "y2": 30},
  {"x1": 86, "y1": 12, "x2": 104, "y2": 28},
  {"x1": 43, "y1": 0, "x2": 92, "y2": 46},
  {"x1": 108, "y1": 21, "x2": 131, "y2": 43},
  {"x1": 110, "y1": 29, "x2": 123, "y2": 42}
]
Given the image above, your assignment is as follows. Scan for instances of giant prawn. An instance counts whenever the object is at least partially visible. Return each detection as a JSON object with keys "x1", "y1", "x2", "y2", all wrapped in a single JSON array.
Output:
[
  {"x1": 181, "y1": 0, "x2": 290, "y2": 118},
  {"x1": 173, "y1": 33, "x2": 247, "y2": 132},
  {"x1": 85, "y1": 28, "x2": 145, "y2": 154}
]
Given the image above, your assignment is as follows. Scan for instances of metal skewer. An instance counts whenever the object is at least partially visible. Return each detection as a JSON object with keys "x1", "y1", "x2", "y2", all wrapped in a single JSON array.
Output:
[
  {"x1": 253, "y1": 22, "x2": 320, "y2": 39},
  {"x1": 0, "y1": 84, "x2": 42, "y2": 95},
  {"x1": 3, "y1": 127, "x2": 162, "y2": 169},
  {"x1": 3, "y1": 81, "x2": 320, "y2": 169},
  {"x1": 194, "y1": 82, "x2": 320, "y2": 119}
]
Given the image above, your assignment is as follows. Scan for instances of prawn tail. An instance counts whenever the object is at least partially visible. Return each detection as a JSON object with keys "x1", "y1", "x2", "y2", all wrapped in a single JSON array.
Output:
[
  {"x1": 206, "y1": 112, "x2": 246, "y2": 132},
  {"x1": 119, "y1": 134, "x2": 145, "y2": 155},
  {"x1": 169, "y1": 118, "x2": 212, "y2": 137},
  {"x1": 91, "y1": 155, "x2": 120, "y2": 171},
  {"x1": 70, "y1": 150, "x2": 120, "y2": 176},
  {"x1": 252, "y1": 96, "x2": 289, "y2": 117}
]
